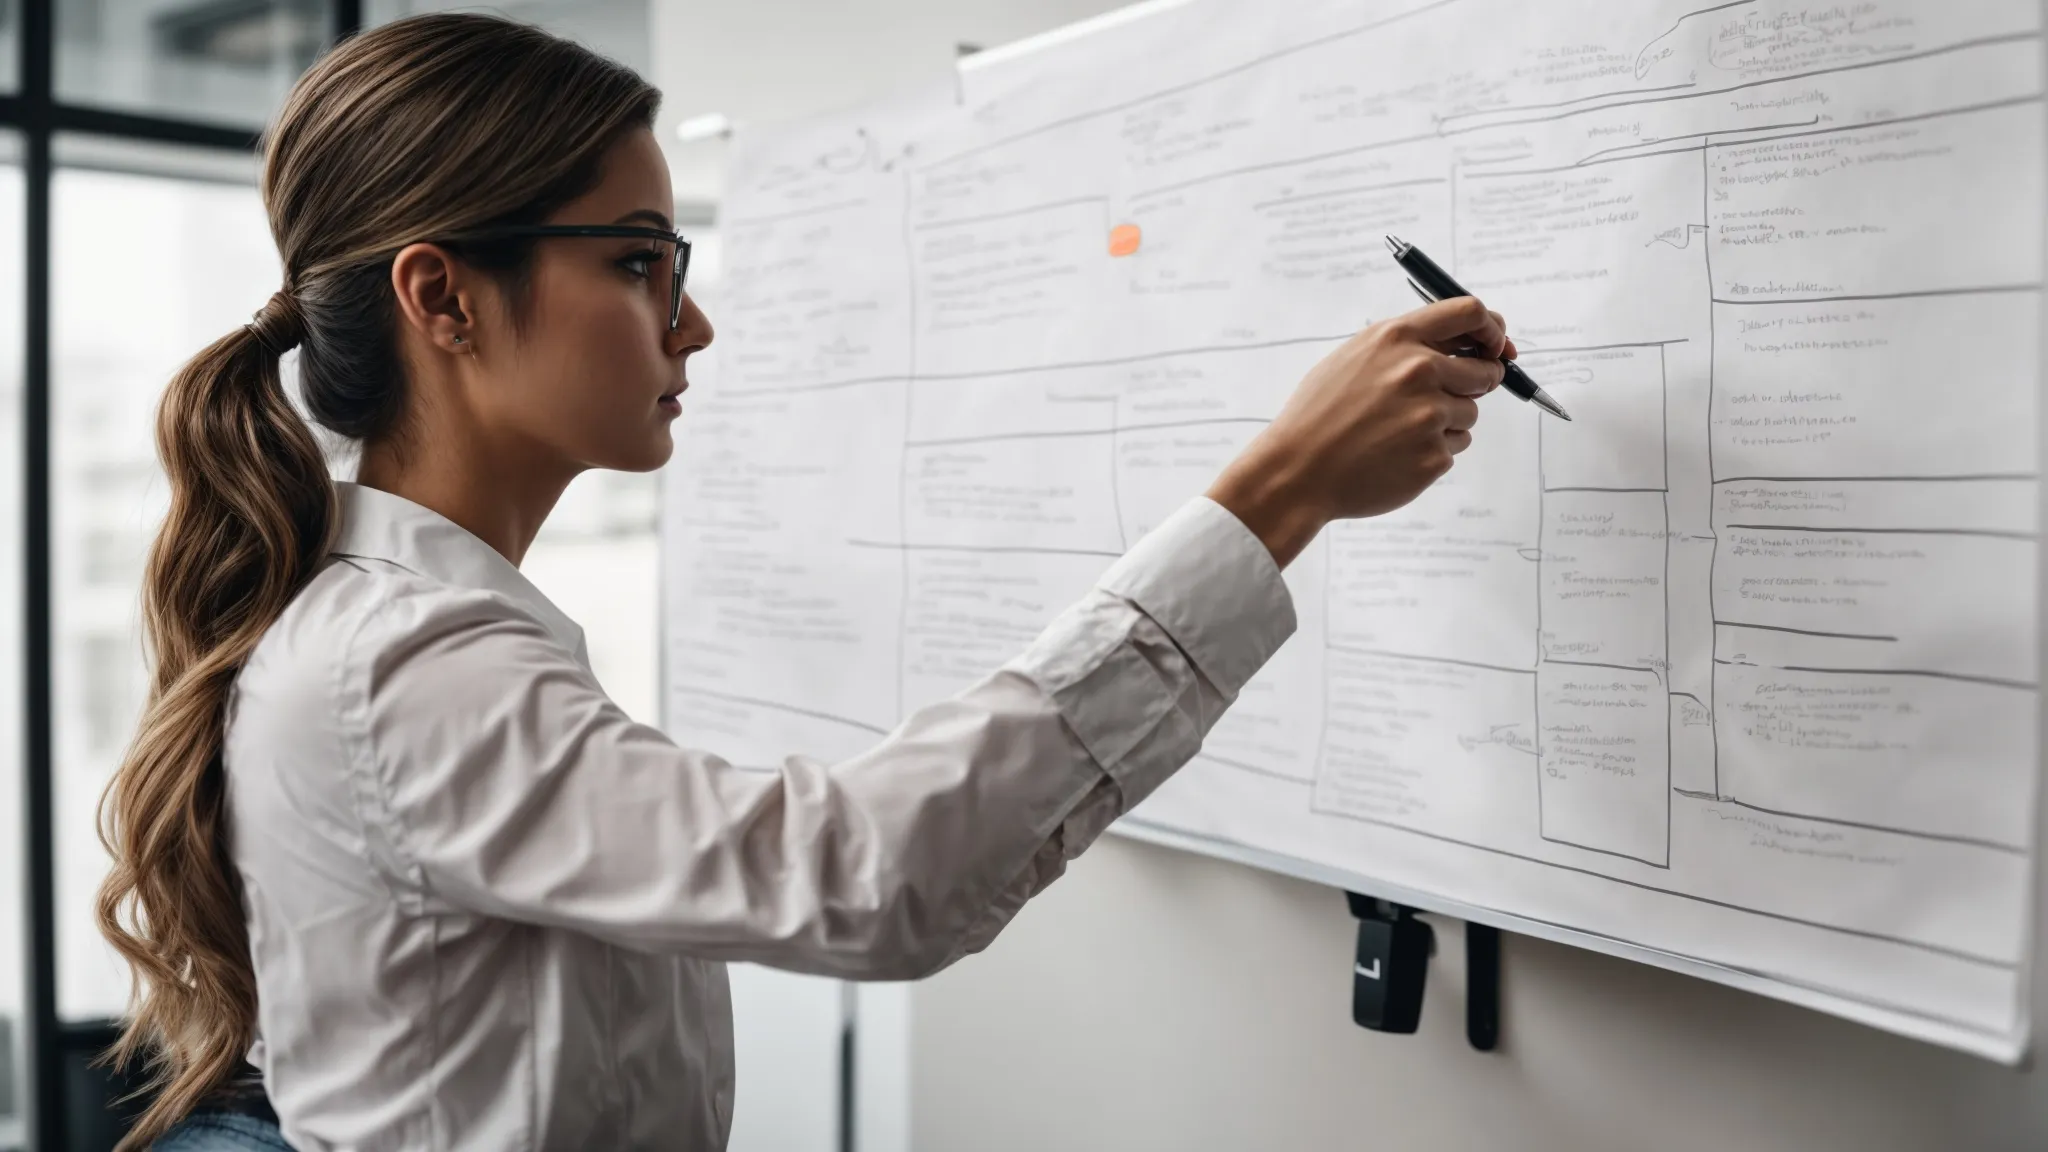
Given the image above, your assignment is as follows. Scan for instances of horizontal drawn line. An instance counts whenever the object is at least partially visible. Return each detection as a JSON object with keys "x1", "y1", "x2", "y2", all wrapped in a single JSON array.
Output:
[
  {"x1": 1716, "y1": 620, "x2": 1898, "y2": 643},
  {"x1": 912, "y1": 196, "x2": 1108, "y2": 231},
  {"x1": 1250, "y1": 176, "x2": 1448, "y2": 210},
  {"x1": 1670, "y1": 691, "x2": 1706, "y2": 706},
  {"x1": 1131, "y1": 131, "x2": 1441, "y2": 201},
  {"x1": 1467, "y1": 142, "x2": 1709, "y2": 178},
  {"x1": 1544, "y1": 658, "x2": 1657, "y2": 674},
  {"x1": 1575, "y1": 116, "x2": 1819, "y2": 166},
  {"x1": 1685, "y1": 794, "x2": 2028, "y2": 856},
  {"x1": 1516, "y1": 339, "x2": 1690, "y2": 355},
  {"x1": 1538, "y1": 832, "x2": 1669, "y2": 869},
  {"x1": 1713, "y1": 283, "x2": 2041, "y2": 306},
  {"x1": 1436, "y1": 80, "x2": 1699, "y2": 126},
  {"x1": 1443, "y1": 33, "x2": 2042, "y2": 138},
  {"x1": 912, "y1": 333, "x2": 1351, "y2": 382},
  {"x1": 1196, "y1": 753, "x2": 1316, "y2": 786},
  {"x1": 1545, "y1": 486, "x2": 1668, "y2": 493},
  {"x1": 1722, "y1": 523, "x2": 2035, "y2": 541},
  {"x1": 906, "y1": 416, "x2": 1271, "y2": 449},
  {"x1": 721, "y1": 198, "x2": 870, "y2": 227},
  {"x1": 719, "y1": 374, "x2": 905, "y2": 396},
  {"x1": 1705, "y1": 92, "x2": 2046, "y2": 154},
  {"x1": 1327, "y1": 644, "x2": 1535, "y2": 676},
  {"x1": 1713, "y1": 474, "x2": 2037, "y2": 485},
  {"x1": 670, "y1": 686, "x2": 890, "y2": 736},
  {"x1": 919, "y1": 0, "x2": 1458, "y2": 169},
  {"x1": 1298, "y1": 807, "x2": 2015, "y2": 968},
  {"x1": 1777, "y1": 666, "x2": 2037, "y2": 692},
  {"x1": 846, "y1": 539, "x2": 1122, "y2": 558}
]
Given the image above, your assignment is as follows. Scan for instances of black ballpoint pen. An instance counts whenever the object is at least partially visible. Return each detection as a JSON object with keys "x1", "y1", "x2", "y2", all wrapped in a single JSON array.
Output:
[{"x1": 1384, "y1": 234, "x2": 1571, "y2": 421}]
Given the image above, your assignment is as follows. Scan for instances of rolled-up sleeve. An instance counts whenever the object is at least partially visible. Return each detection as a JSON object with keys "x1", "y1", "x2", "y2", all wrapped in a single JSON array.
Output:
[{"x1": 342, "y1": 496, "x2": 1294, "y2": 980}]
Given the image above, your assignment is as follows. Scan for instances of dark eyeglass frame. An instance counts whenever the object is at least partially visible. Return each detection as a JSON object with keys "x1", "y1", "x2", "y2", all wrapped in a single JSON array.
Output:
[{"x1": 438, "y1": 224, "x2": 692, "y2": 330}]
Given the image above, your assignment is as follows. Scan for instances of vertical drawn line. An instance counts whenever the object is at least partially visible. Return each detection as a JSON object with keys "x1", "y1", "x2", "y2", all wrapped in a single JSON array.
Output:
[
  {"x1": 1654, "y1": 344, "x2": 1671, "y2": 865},
  {"x1": 1312, "y1": 533, "x2": 1336, "y2": 816},
  {"x1": 1534, "y1": 409, "x2": 1547, "y2": 837},
  {"x1": 1110, "y1": 396, "x2": 1129, "y2": 551},
  {"x1": 1654, "y1": 340, "x2": 1671, "y2": 860},
  {"x1": 896, "y1": 168, "x2": 918, "y2": 723},
  {"x1": 1701, "y1": 144, "x2": 1722, "y2": 798},
  {"x1": 1449, "y1": 159, "x2": 1459, "y2": 273}
]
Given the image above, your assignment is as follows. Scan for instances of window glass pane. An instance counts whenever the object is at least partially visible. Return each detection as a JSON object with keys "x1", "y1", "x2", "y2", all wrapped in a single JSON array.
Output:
[
  {"x1": 0, "y1": 1, "x2": 19, "y2": 93},
  {"x1": 0, "y1": 140, "x2": 24, "y2": 1152},
  {"x1": 53, "y1": 160, "x2": 277, "y2": 1022},
  {"x1": 368, "y1": 0, "x2": 649, "y2": 76},
  {"x1": 57, "y1": 0, "x2": 336, "y2": 128}
]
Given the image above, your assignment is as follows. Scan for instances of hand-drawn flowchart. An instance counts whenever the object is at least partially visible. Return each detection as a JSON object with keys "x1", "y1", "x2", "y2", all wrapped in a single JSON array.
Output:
[{"x1": 665, "y1": 0, "x2": 2045, "y2": 1057}]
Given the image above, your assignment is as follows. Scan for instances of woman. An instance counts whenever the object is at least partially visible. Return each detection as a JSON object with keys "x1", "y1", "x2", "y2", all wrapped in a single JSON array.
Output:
[{"x1": 99, "y1": 13, "x2": 1510, "y2": 1151}]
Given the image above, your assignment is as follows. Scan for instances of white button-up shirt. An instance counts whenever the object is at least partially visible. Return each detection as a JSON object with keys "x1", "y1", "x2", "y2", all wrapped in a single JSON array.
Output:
[{"x1": 224, "y1": 481, "x2": 1294, "y2": 1151}]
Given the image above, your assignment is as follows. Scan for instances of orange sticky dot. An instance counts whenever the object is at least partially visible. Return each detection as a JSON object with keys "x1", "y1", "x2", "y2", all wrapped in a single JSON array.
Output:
[{"x1": 1108, "y1": 223, "x2": 1142, "y2": 257}]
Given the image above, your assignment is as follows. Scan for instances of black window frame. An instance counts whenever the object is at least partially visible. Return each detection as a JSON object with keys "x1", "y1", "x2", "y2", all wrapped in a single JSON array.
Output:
[{"x1": 15, "y1": 2, "x2": 367, "y2": 1147}]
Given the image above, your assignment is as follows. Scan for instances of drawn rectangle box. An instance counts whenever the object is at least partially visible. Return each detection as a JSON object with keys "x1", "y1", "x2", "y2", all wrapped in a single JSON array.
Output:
[
  {"x1": 1454, "y1": 148, "x2": 1703, "y2": 341},
  {"x1": 1539, "y1": 490, "x2": 1667, "y2": 672},
  {"x1": 1531, "y1": 345, "x2": 1667, "y2": 493},
  {"x1": 1709, "y1": 99, "x2": 2042, "y2": 302},
  {"x1": 1713, "y1": 662, "x2": 2036, "y2": 853},
  {"x1": 1537, "y1": 662, "x2": 1670, "y2": 867},
  {"x1": 901, "y1": 435, "x2": 1126, "y2": 554},
  {"x1": 1709, "y1": 290, "x2": 2037, "y2": 483},
  {"x1": 1710, "y1": 481, "x2": 2037, "y2": 688},
  {"x1": 1115, "y1": 420, "x2": 1265, "y2": 545},
  {"x1": 1310, "y1": 649, "x2": 1538, "y2": 856},
  {"x1": 902, "y1": 550, "x2": 1107, "y2": 702}
]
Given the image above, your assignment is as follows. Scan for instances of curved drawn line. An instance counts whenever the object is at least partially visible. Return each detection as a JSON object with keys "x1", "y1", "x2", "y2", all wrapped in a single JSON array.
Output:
[
  {"x1": 1645, "y1": 224, "x2": 1709, "y2": 251},
  {"x1": 1636, "y1": 0, "x2": 1758, "y2": 79}
]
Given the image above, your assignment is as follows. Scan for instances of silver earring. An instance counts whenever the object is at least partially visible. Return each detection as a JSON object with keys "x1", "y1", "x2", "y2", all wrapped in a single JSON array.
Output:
[{"x1": 452, "y1": 336, "x2": 465, "y2": 345}]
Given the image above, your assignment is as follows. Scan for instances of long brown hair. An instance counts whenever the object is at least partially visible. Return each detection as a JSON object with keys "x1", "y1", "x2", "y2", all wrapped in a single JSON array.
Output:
[{"x1": 94, "y1": 15, "x2": 658, "y2": 1146}]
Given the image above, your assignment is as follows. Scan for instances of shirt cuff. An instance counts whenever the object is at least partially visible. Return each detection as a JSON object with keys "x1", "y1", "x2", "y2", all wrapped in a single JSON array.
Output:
[{"x1": 1098, "y1": 496, "x2": 1296, "y2": 698}]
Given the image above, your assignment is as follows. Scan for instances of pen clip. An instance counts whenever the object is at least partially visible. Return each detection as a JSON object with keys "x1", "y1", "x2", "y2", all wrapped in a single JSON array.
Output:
[{"x1": 1406, "y1": 278, "x2": 1438, "y2": 306}]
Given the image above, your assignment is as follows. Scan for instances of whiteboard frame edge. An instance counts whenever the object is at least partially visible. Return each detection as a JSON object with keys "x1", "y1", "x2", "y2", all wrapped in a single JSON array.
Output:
[
  {"x1": 1110, "y1": 817, "x2": 2028, "y2": 1065},
  {"x1": 955, "y1": 0, "x2": 1198, "y2": 75}
]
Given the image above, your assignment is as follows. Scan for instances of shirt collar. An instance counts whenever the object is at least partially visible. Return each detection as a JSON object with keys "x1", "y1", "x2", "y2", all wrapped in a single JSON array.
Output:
[{"x1": 331, "y1": 481, "x2": 587, "y2": 660}]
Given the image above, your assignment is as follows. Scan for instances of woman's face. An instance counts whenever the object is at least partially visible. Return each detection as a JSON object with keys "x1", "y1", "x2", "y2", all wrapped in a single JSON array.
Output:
[{"x1": 466, "y1": 127, "x2": 714, "y2": 474}]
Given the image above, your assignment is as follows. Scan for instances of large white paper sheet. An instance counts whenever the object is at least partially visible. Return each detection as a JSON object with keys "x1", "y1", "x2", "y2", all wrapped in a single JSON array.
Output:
[{"x1": 664, "y1": 0, "x2": 2046, "y2": 1059}]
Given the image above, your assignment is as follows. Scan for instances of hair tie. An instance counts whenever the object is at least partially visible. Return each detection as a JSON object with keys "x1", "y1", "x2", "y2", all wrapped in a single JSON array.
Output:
[{"x1": 246, "y1": 290, "x2": 305, "y2": 357}]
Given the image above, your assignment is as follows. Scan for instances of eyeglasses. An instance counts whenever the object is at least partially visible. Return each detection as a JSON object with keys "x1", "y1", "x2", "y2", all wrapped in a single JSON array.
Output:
[{"x1": 438, "y1": 224, "x2": 692, "y2": 330}]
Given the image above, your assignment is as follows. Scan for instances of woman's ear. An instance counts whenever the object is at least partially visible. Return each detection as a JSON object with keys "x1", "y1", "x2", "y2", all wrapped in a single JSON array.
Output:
[{"x1": 390, "y1": 242, "x2": 477, "y2": 355}]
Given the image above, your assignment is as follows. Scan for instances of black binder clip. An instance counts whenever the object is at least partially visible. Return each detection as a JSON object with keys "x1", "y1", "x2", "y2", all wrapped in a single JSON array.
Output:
[{"x1": 1345, "y1": 892, "x2": 1500, "y2": 1051}]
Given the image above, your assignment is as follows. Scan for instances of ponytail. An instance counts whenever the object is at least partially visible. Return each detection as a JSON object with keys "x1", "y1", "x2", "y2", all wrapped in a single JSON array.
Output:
[{"x1": 95, "y1": 289, "x2": 335, "y2": 1149}]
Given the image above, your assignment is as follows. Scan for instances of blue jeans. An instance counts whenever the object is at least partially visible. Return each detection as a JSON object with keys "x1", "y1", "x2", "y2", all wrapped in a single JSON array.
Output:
[{"x1": 151, "y1": 1111, "x2": 293, "y2": 1151}]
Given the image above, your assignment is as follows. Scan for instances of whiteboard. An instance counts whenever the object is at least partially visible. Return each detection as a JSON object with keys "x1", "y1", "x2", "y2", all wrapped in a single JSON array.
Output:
[{"x1": 662, "y1": 0, "x2": 2047, "y2": 1061}]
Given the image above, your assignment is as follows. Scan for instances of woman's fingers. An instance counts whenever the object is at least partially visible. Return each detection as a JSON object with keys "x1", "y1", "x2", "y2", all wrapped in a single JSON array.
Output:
[
  {"x1": 1443, "y1": 394, "x2": 1481, "y2": 433},
  {"x1": 1403, "y1": 296, "x2": 1508, "y2": 356},
  {"x1": 1437, "y1": 354, "x2": 1504, "y2": 398}
]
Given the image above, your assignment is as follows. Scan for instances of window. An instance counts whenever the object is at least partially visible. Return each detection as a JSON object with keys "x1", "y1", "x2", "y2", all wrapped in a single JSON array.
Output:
[
  {"x1": 57, "y1": 0, "x2": 338, "y2": 128},
  {"x1": 0, "y1": 1, "x2": 18, "y2": 93},
  {"x1": 50, "y1": 151, "x2": 274, "y2": 1023},
  {"x1": 0, "y1": 138, "x2": 23, "y2": 1152}
]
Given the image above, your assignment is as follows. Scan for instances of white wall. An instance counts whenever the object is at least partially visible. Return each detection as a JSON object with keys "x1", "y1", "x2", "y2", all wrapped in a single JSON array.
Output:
[
  {"x1": 650, "y1": 4, "x2": 2048, "y2": 1151},
  {"x1": 653, "y1": 0, "x2": 1128, "y2": 205},
  {"x1": 915, "y1": 835, "x2": 2048, "y2": 1152}
]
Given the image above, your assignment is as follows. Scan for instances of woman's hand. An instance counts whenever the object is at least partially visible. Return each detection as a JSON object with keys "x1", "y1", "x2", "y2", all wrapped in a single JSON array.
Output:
[{"x1": 1206, "y1": 297, "x2": 1513, "y2": 567}]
